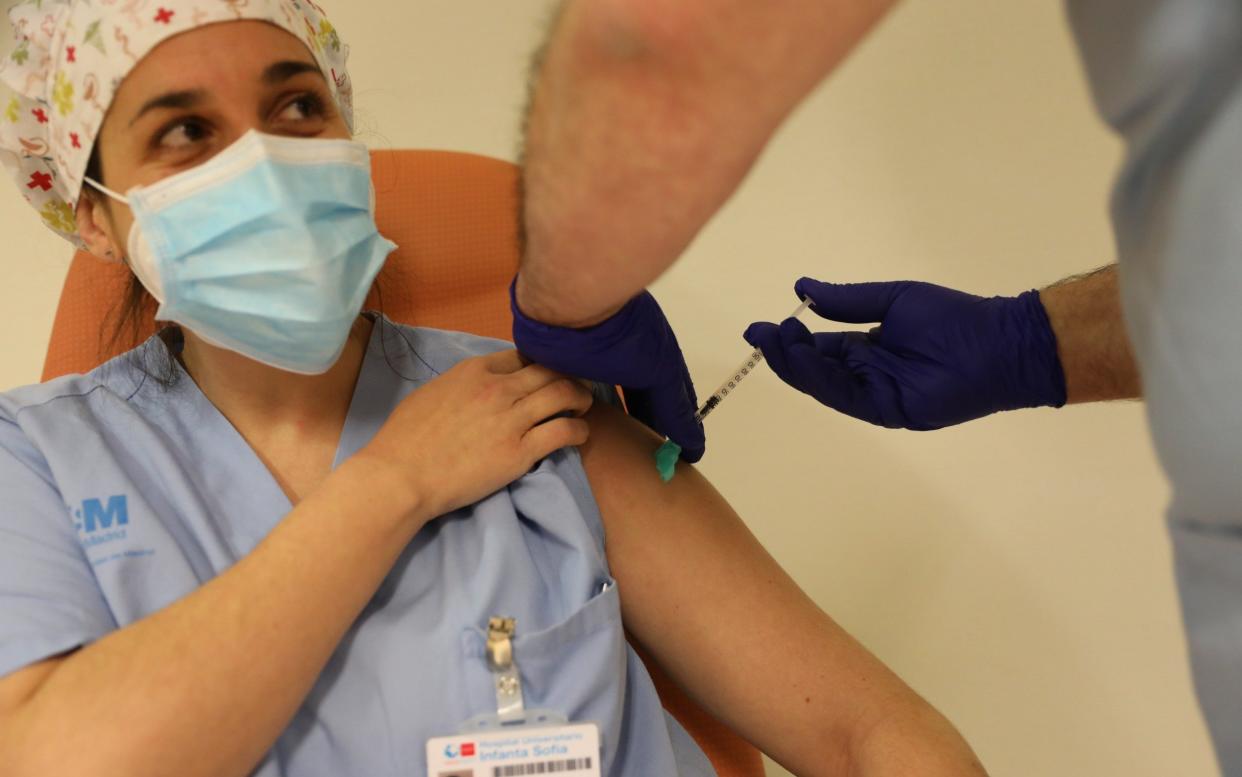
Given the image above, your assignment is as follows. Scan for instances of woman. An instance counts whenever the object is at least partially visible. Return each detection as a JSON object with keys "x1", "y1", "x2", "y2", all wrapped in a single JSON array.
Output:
[{"x1": 0, "y1": 3, "x2": 987, "y2": 776}]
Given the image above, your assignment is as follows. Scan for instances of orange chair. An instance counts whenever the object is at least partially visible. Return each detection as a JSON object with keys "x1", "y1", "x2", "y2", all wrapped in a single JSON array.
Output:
[{"x1": 42, "y1": 149, "x2": 765, "y2": 777}]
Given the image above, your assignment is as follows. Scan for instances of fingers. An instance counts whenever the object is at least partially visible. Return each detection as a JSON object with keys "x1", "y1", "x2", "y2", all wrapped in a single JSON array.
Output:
[
  {"x1": 745, "y1": 319, "x2": 867, "y2": 419},
  {"x1": 745, "y1": 316, "x2": 823, "y2": 380},
  {"x1": 474, "y1": 351, "x2": 590, "y2": 403},
  {"x1": 623, "y1": 376, "x2": 705, "y2": 463},
  {"x1": 781, "y1": 330, "x2": 866, "y2": 419},
  {"x1": 513, "y1": 378, "x2": 595, "y2": 428},
  {"x1": 667, "y1": 421, "x2": 706, "y2": 463},
  {"x1": 480, "y1": 349, "x2": 527, "y2": 374},
  {"x1": 508, "y1": 362, "x2": 578, "y2": 397},
  {"x1": 649, "y1": 383, "x2": 706, "y2": 463},
  {"x1": 794, "y1": 278, "x2": 908, "y2": 324},
  {"x1": 745, "y1": 317, "x2": 848, "y2": 362},
  {"x1": 522, "y1": 416, "x2": 591, "y2": 460},
  {"x1": 812, "y1": 330, "x2": 849, "y2": 360}
]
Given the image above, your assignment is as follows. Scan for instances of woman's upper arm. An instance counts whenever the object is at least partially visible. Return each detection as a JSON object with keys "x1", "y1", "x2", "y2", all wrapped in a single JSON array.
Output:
[
  {"x1": 0, "y1": 414, "x2": 113, "y2": 691},
  {"x1": 578, "y1": 403, "x2": 974, "y2": 776},
  {"x1": 0, "y1": 655, "x2": 68, "y2": 727}
]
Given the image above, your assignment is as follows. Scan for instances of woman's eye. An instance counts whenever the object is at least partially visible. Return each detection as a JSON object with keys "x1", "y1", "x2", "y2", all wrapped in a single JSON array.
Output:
[
  {"x1": 277, "y1": 94, "x2": 325, "y2": 123},
  {"x1": 158, "y1": 120, "x2": 208, "y2": 150}
]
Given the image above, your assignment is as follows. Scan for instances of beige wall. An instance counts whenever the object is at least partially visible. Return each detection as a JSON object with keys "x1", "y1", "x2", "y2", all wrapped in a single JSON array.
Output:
[{"x1": 0, "y1": 2, "x2": 1221, "y2": 776}]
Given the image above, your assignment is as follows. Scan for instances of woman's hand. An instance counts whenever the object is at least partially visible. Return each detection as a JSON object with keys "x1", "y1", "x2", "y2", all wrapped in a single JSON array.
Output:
[{"x1": 359, "y1": 350, "x2": 594, "y2": 526}]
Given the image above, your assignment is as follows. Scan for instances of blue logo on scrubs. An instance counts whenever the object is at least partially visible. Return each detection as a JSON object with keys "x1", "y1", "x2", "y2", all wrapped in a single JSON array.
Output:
[
  {"x1": 80, "y1": 495, "x2": 129, "y2": 532},
  {"x1": 75, "y1": 495, "x2": 130, "y2": 548}
]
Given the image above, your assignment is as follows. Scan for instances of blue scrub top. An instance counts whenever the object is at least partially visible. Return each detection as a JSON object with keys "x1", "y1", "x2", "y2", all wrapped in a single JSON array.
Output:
[
  {"x1": 0, "y1": 315, "x2": 715, "y2": 777},
  {"x1": 1068, "y1": 1, "x2": 1242, "y2": 770}
]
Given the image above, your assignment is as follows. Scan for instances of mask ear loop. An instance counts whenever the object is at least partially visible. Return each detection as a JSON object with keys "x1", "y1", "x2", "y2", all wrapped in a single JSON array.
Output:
[
  {"x1": 83, "y1": 176, "x2": 129, "y2": 205},
  {"x1": 82, "y1": 177, "x2": 166, "y2": 303},
  {"x1": 82, "y1": 177, "x2": 130, "y2": 265}
]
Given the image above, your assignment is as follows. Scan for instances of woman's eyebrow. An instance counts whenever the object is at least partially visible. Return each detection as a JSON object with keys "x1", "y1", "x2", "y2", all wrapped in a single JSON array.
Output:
[
  {"x1": 126, "y1": 63, "x2": 324, "y2": 128},
  {"x1": 262, "y1": 60, "x2": 326, "y2": 86},
  {"x1": 129, "y1": 89, "x2": 207, "y2": 128}
]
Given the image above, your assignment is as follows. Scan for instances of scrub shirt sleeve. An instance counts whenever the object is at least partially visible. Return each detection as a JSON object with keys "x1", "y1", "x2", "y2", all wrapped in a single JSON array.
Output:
[{"x1": 0, "y1": 411, "x2": 115, "y2": 679}]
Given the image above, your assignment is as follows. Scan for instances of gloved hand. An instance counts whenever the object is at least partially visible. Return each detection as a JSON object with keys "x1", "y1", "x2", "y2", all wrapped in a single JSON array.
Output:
[
  {"x1": 743, "y1": 278, "x2": 1067, "y2": 430},
  {"x1": 510, "y1": 280, "x2": 706, "y2": 461}
]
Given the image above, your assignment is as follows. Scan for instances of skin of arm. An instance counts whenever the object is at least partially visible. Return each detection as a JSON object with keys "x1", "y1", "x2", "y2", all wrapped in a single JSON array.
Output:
[
  {"x1": 518, "y1": 0, "x2": 900, "y2": 326},
  {"x1": 1039, "y1": 264, "x2": 1141, "y2": 403},
  {"x1": 0, "y1": 456, "x2": 426, "y2": 777},
  {"x1": 581, "y1": 403, "x2": 988, "y2": 776}
]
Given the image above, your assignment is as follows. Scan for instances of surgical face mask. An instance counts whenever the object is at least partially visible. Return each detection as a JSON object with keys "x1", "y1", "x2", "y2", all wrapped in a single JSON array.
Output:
[{"x1": 85, "y1": 130, "x2": 397, "y2": 375}]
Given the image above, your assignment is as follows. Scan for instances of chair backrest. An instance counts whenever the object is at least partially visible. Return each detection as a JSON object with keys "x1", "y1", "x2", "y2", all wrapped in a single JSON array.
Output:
[{"x1": 42, "y1": 149, "x2": 764, "y2": 776}]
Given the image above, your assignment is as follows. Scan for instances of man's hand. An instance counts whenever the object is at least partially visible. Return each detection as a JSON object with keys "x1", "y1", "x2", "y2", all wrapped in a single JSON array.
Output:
[
  {"x1": 744, "y1": 277, "x2": 1070, "y2": 429},
  {"x1": 511, "y1": 281, "x2": 706, "y2": 461}
]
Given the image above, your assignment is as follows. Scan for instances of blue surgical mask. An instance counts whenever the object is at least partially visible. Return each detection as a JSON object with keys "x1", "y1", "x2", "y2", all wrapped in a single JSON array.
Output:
[{"x1": 85, "y1": 130, "x2": 397, "y2": 374}]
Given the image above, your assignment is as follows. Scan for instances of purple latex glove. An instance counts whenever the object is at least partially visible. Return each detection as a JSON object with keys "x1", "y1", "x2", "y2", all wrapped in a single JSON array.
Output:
[
  {"x1": 743, "y1": 278, "x2": 1067, "y2": 430},
  {"x1": 510, "y1": 280, "x2": 706, "y2": 462}
]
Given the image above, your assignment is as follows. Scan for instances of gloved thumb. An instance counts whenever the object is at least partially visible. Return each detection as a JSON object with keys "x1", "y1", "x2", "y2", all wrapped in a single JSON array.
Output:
[
  {"x1": 795, "y1": 278, "x2": 909, "y2": 324},
  {"x1": 624, "y1": 379, "x2": 706, "y2": 463}
]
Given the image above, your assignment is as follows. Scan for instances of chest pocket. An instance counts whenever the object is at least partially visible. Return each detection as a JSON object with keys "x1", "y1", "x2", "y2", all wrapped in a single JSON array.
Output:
[{"x1": 460, "y1": 577, "x2": 625, "y2": 728}]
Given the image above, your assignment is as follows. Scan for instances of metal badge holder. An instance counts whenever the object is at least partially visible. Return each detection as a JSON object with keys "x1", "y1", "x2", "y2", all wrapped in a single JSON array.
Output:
[
  {"x1": 486, "y1": 616, "x2": 525, "y2": 720},
  {"x1": 458, "y1": 615, "x2": 568, "y2": 733}
]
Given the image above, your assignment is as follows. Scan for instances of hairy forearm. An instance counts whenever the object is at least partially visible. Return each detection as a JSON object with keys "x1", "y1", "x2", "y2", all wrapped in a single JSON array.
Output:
[
  {"x1": 1039, "y1": 264, "x2": 1140, "y2": 403},
  {"x1": 2, "y1": 457, "x2": 426, "y2": 777},
  {"x1": 518, "y1": 0, "x2": 899, "y2": 326}
]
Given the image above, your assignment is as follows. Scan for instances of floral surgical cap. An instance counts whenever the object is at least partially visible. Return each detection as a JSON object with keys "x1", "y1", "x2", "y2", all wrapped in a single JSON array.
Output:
[{"x1": 0, "y1": 0, "x2": 354, "y2": 248}]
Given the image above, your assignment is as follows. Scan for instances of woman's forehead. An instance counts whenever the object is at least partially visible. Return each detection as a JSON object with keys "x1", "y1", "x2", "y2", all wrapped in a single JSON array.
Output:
[
  {"x1": 112, "y1": 21, "x2": 320, "y2": 108},
  {"x1": 0, "y1": 0, "x2": 354, "y2": 245}
]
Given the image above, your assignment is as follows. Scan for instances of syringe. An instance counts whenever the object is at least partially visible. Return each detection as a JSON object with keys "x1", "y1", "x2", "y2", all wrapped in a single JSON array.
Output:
[
  {"x1": 693, "y1": 297, "x2": 813, "y2": 423},
  {"x1": 654, "y1": 296, "x2": 815, "y2": 482}
]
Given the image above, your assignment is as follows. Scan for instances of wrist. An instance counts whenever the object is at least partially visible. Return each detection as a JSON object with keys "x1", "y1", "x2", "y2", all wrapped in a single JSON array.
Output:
[
  {"x1": 1037, "y1": 266, "x2": 1139, "y2": 403},
  {"x1": 336, "y1": 451, "x2": 432, "y2": 535},
  {"x1": 995, "y1": 290, "x2": 1068, "y2": 411},
  {"x1": 512, "y1": 273, "x2": 561, "y2": 325},
  {"x1": 511, "y1": 286, "x2": 681, "y2": 394},
  {"x1": 513, "y1": 274, "x2": 627, "y2": 328}
]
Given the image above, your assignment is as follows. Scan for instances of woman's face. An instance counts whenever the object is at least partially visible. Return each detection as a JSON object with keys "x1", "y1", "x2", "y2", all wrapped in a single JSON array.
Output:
[{"x1": 79, "y1": 20, "x2": 351, "y2": 258}]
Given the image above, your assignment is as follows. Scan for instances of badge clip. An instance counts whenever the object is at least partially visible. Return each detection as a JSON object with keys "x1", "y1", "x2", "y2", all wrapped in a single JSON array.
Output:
[
  {"x1": 459, "y1": 615, "x2": 569, "y2": 733},
  {"x1": 486, "y1": 615, "x2": 525, "y2": 721}
]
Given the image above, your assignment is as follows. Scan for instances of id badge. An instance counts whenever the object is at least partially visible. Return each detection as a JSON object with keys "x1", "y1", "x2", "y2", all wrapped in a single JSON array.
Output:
[{"x1": 426, "y1": 722, "x2": 601, "y2": 776}]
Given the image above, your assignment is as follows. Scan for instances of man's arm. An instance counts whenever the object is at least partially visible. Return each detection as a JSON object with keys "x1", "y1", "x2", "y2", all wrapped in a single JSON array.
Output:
[
  {"x1": 1039, "y1": 264, "x2": 1140, "y2": 403},
  {"x1": 518, "y1": 0, "x2": 900, "y2": 327}
]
